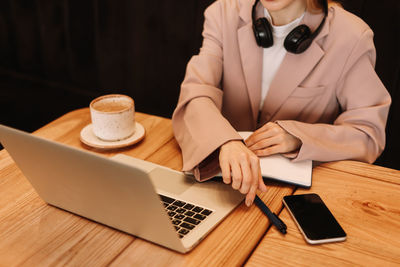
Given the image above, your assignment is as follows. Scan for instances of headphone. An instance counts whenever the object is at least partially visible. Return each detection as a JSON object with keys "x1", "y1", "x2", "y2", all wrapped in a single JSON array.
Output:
[{"x1": 252, "y1": 0, "x2": 328, "y2": 54}]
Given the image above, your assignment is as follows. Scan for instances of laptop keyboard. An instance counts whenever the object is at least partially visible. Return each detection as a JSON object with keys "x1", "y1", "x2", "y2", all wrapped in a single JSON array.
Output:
[{"x1": 159, "y1": 194, "x2": 213, "y2": 239}]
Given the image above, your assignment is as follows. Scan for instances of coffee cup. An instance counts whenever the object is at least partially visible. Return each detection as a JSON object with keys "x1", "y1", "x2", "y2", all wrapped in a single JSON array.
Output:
[{"x1": 90, "y1": 94, "x2": 136, "y2": 141}]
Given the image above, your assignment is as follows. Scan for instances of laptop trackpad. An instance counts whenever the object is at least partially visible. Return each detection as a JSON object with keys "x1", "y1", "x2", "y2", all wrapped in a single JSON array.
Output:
[{"x1": 148, "y1": 167, "x2": 195, "y2": 195}]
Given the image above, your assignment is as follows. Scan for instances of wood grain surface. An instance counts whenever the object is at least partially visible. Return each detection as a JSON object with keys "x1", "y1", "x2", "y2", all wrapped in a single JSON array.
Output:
[
  {"x1": 246, "y1": 165, "x2": 400, "y2": 267},
  {"x1": 321, "y1": 160, "x2": 400, "y2": 185},
  {"x1": 0, "y1": 108, "x2": 294, "y2": 266}
]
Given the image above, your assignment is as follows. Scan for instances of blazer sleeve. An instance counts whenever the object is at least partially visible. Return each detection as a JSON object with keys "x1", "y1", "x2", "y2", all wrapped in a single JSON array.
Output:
[
  {"x1": 172, "y1": 2, "x2": 242, "y2": 178},
  {"x1": 277, "y1": 29, "x2": 391, "y2": 164}
]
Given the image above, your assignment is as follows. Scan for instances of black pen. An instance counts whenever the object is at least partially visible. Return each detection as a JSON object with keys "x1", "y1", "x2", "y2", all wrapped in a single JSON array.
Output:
[{"x1": 254, "y1": 195, "x2": 287, "y2": 234}]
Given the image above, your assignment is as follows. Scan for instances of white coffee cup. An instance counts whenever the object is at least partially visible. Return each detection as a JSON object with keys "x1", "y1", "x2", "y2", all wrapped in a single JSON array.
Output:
[{"x1": 90, "y1": 94, "x2": 136, "y2": 141}]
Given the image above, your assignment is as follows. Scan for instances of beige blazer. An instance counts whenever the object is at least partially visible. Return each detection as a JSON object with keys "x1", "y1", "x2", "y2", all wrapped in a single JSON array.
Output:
[{"x1": 172, "y1": 0, "x2": 391, "y2": 180}]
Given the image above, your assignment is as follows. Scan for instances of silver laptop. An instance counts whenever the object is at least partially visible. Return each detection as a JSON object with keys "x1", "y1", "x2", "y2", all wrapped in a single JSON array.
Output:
[{"x1": 0, "y1": 124, "x2": 244, "y2": 253}]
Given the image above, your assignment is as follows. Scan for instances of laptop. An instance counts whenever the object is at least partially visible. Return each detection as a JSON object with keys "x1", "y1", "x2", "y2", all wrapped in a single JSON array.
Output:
[{"x1": 0, "y1": 124, "x2": 244, "y2": 253}]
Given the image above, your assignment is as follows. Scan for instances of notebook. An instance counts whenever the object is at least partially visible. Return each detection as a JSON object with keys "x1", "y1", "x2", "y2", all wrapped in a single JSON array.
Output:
[
  {"x1": 217, "y1": 131, "x2": 312, "y2": 187},
  {"x1": 0, "y1": 124, "x2": 244, "y2": 253}
]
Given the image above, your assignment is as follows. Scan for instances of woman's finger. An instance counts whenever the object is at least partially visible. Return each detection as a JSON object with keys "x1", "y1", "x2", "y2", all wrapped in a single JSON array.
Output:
[
  {"x1": 230, "y1": 161, "x2": 242, "y2": 190},
  {"x1": 248, "y1": 134, "x2": 281, "y2": 151},
  {"x1": 219, "y1": 158, "x2": 231, "y2": 184},
  {"x1": 245, "y1": 122, "x2": 281, "y2": 147},
  {"x1": 254, "y1": 144, "x2": 284, "y2": 157},
  {"x1": 239, "y1": 155, "x2": 255, "y2": 194}
]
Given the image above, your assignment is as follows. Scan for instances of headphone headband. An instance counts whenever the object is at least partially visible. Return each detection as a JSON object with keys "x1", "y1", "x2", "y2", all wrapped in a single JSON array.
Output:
[
  {"x1": 252, "y1": 0, "x2": 328, "y2": 54},
  {"x1": 309, "y1": 0, "x2": 328, "y2": 39}
]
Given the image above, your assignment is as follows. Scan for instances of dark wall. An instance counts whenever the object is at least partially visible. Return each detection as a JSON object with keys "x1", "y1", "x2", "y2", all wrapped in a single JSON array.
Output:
[
  {"x1": 0, "y1": 0, "x2": 399, "y2": 169},
  {"x1": 0, "y1": 0, "x2": 214, "y2": 132}
]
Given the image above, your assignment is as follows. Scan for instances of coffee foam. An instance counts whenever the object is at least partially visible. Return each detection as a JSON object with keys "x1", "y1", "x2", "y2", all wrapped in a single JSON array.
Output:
[{"x1": 92, "y1": 96, "x2": 132, "y2": 113}]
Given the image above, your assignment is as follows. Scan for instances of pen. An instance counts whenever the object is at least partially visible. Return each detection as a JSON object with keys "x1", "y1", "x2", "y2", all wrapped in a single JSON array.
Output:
[{"x1": 254, "y1": 195, "x2": 287, "y2": 234}]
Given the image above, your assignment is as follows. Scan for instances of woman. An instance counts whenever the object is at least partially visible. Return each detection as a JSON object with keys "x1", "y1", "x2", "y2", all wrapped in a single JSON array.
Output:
[{"x1": 172, "y1": 0, "x2": 391, "y2": 206}]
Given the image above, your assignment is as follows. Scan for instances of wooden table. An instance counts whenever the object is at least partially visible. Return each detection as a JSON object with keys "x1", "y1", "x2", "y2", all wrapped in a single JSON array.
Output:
[
  {"x1": 246, "y1": 159, "x2": 400, "y2": 266},
  {"x1": 1, "y1": 108, "x2": 399, "y2": 266}
]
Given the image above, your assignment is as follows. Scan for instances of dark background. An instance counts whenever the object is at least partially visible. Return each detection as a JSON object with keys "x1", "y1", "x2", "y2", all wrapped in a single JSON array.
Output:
[{"x1": 1, "y1": 0, "x2": 399, "y2": 169}]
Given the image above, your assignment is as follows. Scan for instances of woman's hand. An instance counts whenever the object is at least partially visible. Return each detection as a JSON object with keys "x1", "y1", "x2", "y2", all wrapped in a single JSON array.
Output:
[
  {"x1": 219, "y1": 140, "x2": 267, "y2": 207},
  {"x1": 245, "y1": 122, "x2": 302, "y2": 157}
]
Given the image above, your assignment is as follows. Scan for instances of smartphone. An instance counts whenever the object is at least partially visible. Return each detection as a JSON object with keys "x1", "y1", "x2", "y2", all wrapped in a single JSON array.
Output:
[{"x1": 283, "y1": 193, "x2": 346, "y2": 244}]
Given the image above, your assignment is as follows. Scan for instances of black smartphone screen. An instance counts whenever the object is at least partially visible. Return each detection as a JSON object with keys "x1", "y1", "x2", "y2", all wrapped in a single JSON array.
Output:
[{"x1": 283, "y1": 193, "x2": 346, "y2": 243}]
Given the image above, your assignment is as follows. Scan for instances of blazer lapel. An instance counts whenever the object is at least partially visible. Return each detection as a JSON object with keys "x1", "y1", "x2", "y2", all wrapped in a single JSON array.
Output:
[
  {"x1": 236, "y1": 1, "x2": 330, "y2": 123},
  {"x1": 237, "y1": 0, "x2": 262, "y2": 124},
  {"x1": 261, "y1": 10, "x2": 329, "y2": 119},
  {"x1": 261, "y1": 41, "x2": 324, "y2": 118}
]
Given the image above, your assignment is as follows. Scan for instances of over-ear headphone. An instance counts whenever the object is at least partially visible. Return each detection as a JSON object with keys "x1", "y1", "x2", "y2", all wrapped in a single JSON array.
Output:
[{"x1": 252, "y1": 0, "x2": 328, "y2": 54}]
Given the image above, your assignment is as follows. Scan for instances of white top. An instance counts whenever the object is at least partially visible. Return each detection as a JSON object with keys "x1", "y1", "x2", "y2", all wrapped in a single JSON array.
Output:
[{"x1": 260, "y1": 9, "x2": 304, "y2": 110}]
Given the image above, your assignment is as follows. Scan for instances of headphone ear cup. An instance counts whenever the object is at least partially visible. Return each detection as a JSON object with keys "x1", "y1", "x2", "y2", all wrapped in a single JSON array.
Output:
[
  {"x1": 253, "y1": 17, "x2": 273, "y2": 48},
  {"x1": 284, "y1": 25, "x2": 312, "y2": 54}
]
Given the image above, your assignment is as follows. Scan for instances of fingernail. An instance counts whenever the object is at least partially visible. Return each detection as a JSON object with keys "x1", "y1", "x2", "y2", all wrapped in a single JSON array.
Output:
[
  {"x1": 262, "y1": 186, "x2": 267, "y2": 192},
  {"x1": 246, "y1": 199, "x2": 252, "y2": 207}
]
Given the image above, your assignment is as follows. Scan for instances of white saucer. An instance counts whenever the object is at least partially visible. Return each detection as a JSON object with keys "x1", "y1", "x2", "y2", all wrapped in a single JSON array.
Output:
[{"x1": 80, "y1": 122, "x2": 145, "y2": 149}]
